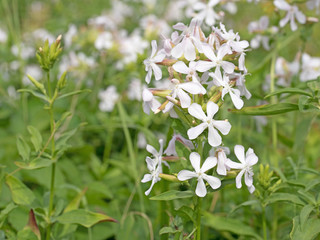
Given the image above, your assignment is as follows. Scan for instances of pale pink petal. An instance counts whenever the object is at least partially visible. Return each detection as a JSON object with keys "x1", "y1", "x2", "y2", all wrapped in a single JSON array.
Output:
[
  {"x1": 171, "y1": 42, "x2": 184, "y2": 59},
  {"x1": 173, "y1": 22, "x2": 187, "y2": 31},
  {"x1": 184, "y1": 38, "x2": 196, "y2": 61},
  {"x1": 196, "y1": 178, "x2": 207, "y2": 197},
  {"x1": 208, "y1": 125, "x2": 222, "y2": 147},
  {"x1": 248, "y1": 185, "x2": 255, "y2": 193},
  {"x1": 151, "y1": 40, "x2": 157, "y2": 58},
  {"x1": 229, "y1": 89, "x2": 244, "y2": 109},
  {"x1": 146, "y1": 144, "x2": 158, "y2": 156},
  {"x1": 244, "y1": 171, "x2": 253, "y2": 187},
  {"x1": 180, "y1": 82, "x2": 205, "y2": 95},
  {"x1": 190, "y1": 152, "x2": 201, "y2": 173},
  {"x1": 202, "y1": 44, "x2": 217, "y2": 61},
  {"x1": 221, "y1": 61, "x2": 235, "y2": 74},
  {"x1": 246, "y1": 153, "x2": 258, "y2": 166},
  {"x1": 195, "y1": 60, "x2": 216, "y2": 72},
  {"x1": 173, "y1": 61, "x2": 190, "y2": 74},
  {"x1": 177, "y1": 89, "x2": 191, "y2": 108},
  {"x1": 188, "y1": 123, "x2": 208, "y2": 140},
  {"x1": 279, "y1": 13, "x2": 290, "y2": 28},
  {"x1": 151, "y1": 64, "x2": 162, "y2": 81},
  {"x1": 142, "y1": 88, "x2": 153, "y2": 101},
  {"x1": 141, "y1": 174, "x2": 152, "y2": 183},
  {"x1": 177, "y1": 170, "x2": 197, "y2": 181},
  {"x1": 234, "y1": 145, "x2": 245, "y2": 164},
  {"x1": 236, "y1": 169, "x2": 245, "y2": 189},
  {"x1": 203, "y1": 175, "x2": 221, "y2": 190},
  {"x1": 201, "y1": 156, "x2": 217, "y2": 172},
  {"x1": 145, "y1": 178, "x2": 157, "y2": 195},
  {"x1": 206, "y1": 101, "x2": 219, "y2": 119},
  {"x1": 274, "y1": 0, "x2": 291, "y2": 10},
  {"x1": 290, "y1": 15, "x2": 298, "y2": 31},
  {"x1": 188, "y1": 103, "x2": 207, "y2": 120},
  {"x1": 295, "y1": 10, "x2": 306, "y2": 24},
  {"x1": 225, "y1": 159, "x2": 243, "y2": 169},
  {"x1": 145, "y1": 68, "x2": 152, "y2": 84},
  {"x1": 212, "y1": 120, "x2": 231, "y2": 135}
]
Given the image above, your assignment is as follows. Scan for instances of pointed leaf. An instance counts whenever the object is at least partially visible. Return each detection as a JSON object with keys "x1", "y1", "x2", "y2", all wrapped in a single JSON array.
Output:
[
  {"x1": 14, "y1": 158, "x2": 53, "y2": 170},
  {"x1": 27, "y1": 126, "x2": 42, "y2": 152},
  {"x1": 16, "y1": 136, "x2": 30, "y2": 162},
  {"x1": 56, "y1": 209, "x2": 117, "y2": 228},
  {"x1": 230, "y1": 103, "x2": 299, "y2": 115},
  {"x1": 64, "y1": 187, "x2": 88, "y2": 213},
  {"x1": 265, "y1": 88, "x2": 312, "y2": 98},
  {"x1": 56, "y1": 89, "x2": 91, "y2": 100},
  {"x1": 265, "y1": 193, "x2": 305, "y2": 206},
  {"x1": 203, "y1": 212, "x2": 262, "y2": 240},
  {"x1": 18, "y1": 89, "x2": 49, "y2": 102},
  {"x1": 300, "y1": 205, "x2": 314, "y2": 230},
  {"x1": 5, "y1": 175, "x2": 35, "y2": 206},
  {"x1": 150, "y1": 190, "x2": 194, "y2": 201}
]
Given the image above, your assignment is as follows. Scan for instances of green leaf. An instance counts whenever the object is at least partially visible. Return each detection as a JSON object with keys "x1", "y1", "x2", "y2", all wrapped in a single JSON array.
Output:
[
  {"x1": 297, "y1": 190, "x2": 316, "y2": 205},
  {"x1": 300, "y1": 205, "x2": 314, "y2": 230},
  {"x1": 17, "y1": 89, "x2": 49, "y2": 102},
  {"x1": 14, "y1": 158, "x2": 53, "y2": 170},
  {"x1": 230, "y1": 200, "x2": 260, "y2": 214},
  {"x1": 203, "y1": 212, "x2": 262, "y2": 240},
  {"x1": 56, "y1": 89, "x2": 91, "y2": 100},
  {"x1": 16, "y1": 136, "x2": 30, "y2": 162},
  {"x1": 265, "y1": 88, "x2": 312, "y2": 98},
  {"x1": 229, "y1": 103, "x2": 299, "y2": 115},
  {"x1": 27, "y1": 126, "x2": 42, "y2": 152},
  {"x1": 265, "y1": 193, "x2": 305, "y2": 206},
  {"x1": 16, "y1": 228, "x2": 38, "y2": 240},
  {"x1": 175, "y1": 205, "x2": 196, "y2": 224},
  {"x1": 0, "y1": 203, "x2": 17, "y2": 228},
  {"x1": 159, "y1": 226, "x2": 181, "y2": 235},
  {"x1": 307, "y1": 78, "x2": 320, "y2": 96},
  {"x1": 290, "y1": 216, "x2": 320, "y2": 240},
  {"x1": 55, "y1": 209, "x2": 117, "y2": 228},
  {"x1": 63, "y1": 188, "x2": 87, "y2": 213},
  {"x1": 150, "y1": 190, "x2": 194, "y2": 201},
  {"x1": 5, "y1": 175, "x2": 35, "y2": 206}
]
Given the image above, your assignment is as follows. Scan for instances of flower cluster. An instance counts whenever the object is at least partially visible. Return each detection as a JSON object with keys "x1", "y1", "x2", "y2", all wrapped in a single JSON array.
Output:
[{"x1": 141, "y1": 19, "x2": 258, "y2": 197}]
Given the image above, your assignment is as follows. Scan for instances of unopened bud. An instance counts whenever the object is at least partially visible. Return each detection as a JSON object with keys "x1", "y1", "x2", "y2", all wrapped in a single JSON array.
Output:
[
  {"x1": 27, "y1": 75, "x2": 46, "y2": 94},
  {"x1": 57, "y1": 71, "x2": 67, "y2": 89}
]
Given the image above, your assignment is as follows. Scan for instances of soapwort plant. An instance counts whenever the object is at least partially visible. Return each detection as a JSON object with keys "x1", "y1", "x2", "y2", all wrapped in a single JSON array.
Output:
[{"x1": 141, "y1": 18, "x2": 259, "y2": 239}]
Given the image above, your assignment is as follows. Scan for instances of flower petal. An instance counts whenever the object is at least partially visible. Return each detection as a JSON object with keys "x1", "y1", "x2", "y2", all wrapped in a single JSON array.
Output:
[
  {"x1": 208, "y1": 125, "x2": 222, "y2": 147},
  {"x1": 235, "y1": 169, "x2": 245, "y2": 189},
  {"x1": 146, "y1": 144, "x2": 158, "y2": 156},
  {"x1": 196, "y1": 178, "x2": 207, "y2": 197},
  {"x1": 177, "y1": 170, "x2": 197, "y2": 181},
  {"x1": 151, "y1": 64, "x2": 162, "y2": 81},
  {"x1": 190, "y1": 152, "x2": 201, "y2": 173},
  {"x1": 234, "y1": 145, "x2": 245, "y2": 164},
  {"x1": 206, "y1": 101, "x2": 219, "y2": 119},
  {"x1": 203, "y1": 175, "x2": 221, "y2": 190},
  {"x1": 212, "y1": 120, "x2": 231, "y2": 135},
  {"x1": 188, "y1": 103, "x2": 207, "y2": 120},
  {"x1": 187, "y1": 123, "x2": 208, "y2": 140},
  {"x1": 173, "y1": 61, "x2": 190, "y2": 74},
  {"x1": 201, "y1": 156, "x2": 217, "y2": 172},
  {"x1": 177, "y1": 89, "x2": 191, "y2": 108},
  {"x1": 184, "y1": 38, "x2": 196, "y2": 61},
  {"x1": 244, "y1": 171, "x2": 253, "y2": 187},
  {"x1": 180, "y1": 82, "x2": 205, "y2": 95},
  {"x1": 225, "y1": 159, "x2": 243, "y2": 169},
  {"x1": 141, "y1": 174, "x2": 152, "y2": 183}
]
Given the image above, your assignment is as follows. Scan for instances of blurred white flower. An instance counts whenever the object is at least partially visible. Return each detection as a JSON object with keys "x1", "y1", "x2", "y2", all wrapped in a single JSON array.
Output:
[
  {"x1": 211, "y1": 147, "x2": 231, "y2": 176},
  {"x1": 98, "y1": 86, "x2": 119, "y2": 112},
  {"x1": 178, "y1": 152, "x2": 221, "y2": 197},
  {"x1": 274, "y1": 0, "x2": 306, "y2": 31},
  {"x1": 192, "y1": 0, "x2": 221, "y2": 26},
  {"x1": 307, "y1": 0, "x2": 320, "y2": 14},
  {"x1": 0, "y1": 28, "x2": 7, "y2": 43},
  {"x1": 144, "y1": 40, "x2": 166, "y2": 84},
  {"x1": 95, "y1": 32, "x2": 113, "y2": 50},
  {"x1": 140, "y1": 15, "x2": 171, "y2": 37},
  {"x1": 300, "y1": 53, "x2": 320, "y2": 81},
  {"x1": 11, "y1": 44, "x2": 34, "y2": 60},
  {"x1": 64, "y1": 24, "x2": 77, "y2": 48},
  {"x1": 128, "y1": 78, "x2": 145, "y2": 101},
  {"x1": 164, "y1": 133, "x2": 194, "y2": 156},
  {"x1": 226, "y1": 145, "x2": 258, "y2": 193},
  {"x1": 23, "y1": 65, "x2": 43, "y2": 85},
  {"x1": 187, "y1": 102, "x2": 231, "y2": 147},
  {"x1": 248, "y1": 16, "x2": 275, "y2": 50},
  {"x1": 137, "y1": 132, "x2": 147, "y2": 149},
  {"x1": 275, "y1": 56, "x2": 299, "y2": 86},
  {"x1": 32, "y1": 28, "x2": 55, "y2": 43}
]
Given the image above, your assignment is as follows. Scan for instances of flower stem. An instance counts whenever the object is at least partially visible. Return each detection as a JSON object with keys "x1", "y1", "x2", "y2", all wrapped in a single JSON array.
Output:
[
  {"x1": 46, "y1": 71, "x2": 56, "y2": 240},
  {"x1": 262, "y1": 206, "x2": 267, "y2": 240},
  {"x1": 196, "y1": 196, "x2": 202, "y2": 240}
]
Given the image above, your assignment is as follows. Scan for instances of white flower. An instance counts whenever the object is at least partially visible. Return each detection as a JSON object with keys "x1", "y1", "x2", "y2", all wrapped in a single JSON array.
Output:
[
  {"x1": 274, "y1": 0, "x2": 306, "y2": 31},
  {"x1": 197, "y1": 44, "x2": 235, "y2": 74},
  {"x1": 209, "y1": 68, "x2": 244, "y2": 109},
  {"x1": 178, "y1": 152, "x2": 221, "y2": 197},
  {"x1": 307, "y1": 0, "x2": 320, "y2": 14},
  {"x1": 128, "y1": 78, "x2": 146, "y2": 101},
  {"x1": 212, "y1": 147, "x2": 231, "y2": 176},
  {"x1": 164, "y1": 134, "x2": 194, "y2": 156},
  {"x1": 0, "y1": 28, "x2": 8, "y2": 43},
  {"x1": 187, "y1": 102, "x2": 231, "y2": 147},
  {"x1": 171, "y1": 18, "x2": 203, "y2": 61},
  {"x1": 98, "y1": 86, "x2": 119, "y2": 112},
  {"x1": 230, "y1": 73, "x2": 252, "y2": 100},
  {"x1": 192, "y1": 0, "x2": 221, "y2": 26},
  {"x1": 172, "y1": 61, "x2": 210, "y2": 92},
  {"x1": 144, "y1": 40, "x2": 166, "y2": 84},
  {"x1": 226, "y1": 145, "x2": 258, "y2": 193},
  {"x1": 141, "y1": 139, "x2": 167, "y2": 195},
  {"x1": 142, "y1": 88, "x2": 161, "y2": 114},
  {"x1": 94, "y1": 32, "x2": 113, "y2": 50},
  {"x1": 275, "y1": 57, "x2": 299, "y2": 86},
  {"x1": 166, "y1": 78, "x2": 206, "y2": 109},
  {"x1": 300, "y1": 53, "x2": 320, "y2": 81}
]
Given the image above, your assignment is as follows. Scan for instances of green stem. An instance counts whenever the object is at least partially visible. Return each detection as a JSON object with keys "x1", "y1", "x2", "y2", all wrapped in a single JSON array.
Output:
[
  {"x1": 196, "y1": 196, "x2": 202, "y2": 240},
  {"x1": 262, "y1": 206, "x2": 267, "y2": 240},
  {"x1": 46, "y1": 71, "x2": 56, "y2": 240}
]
